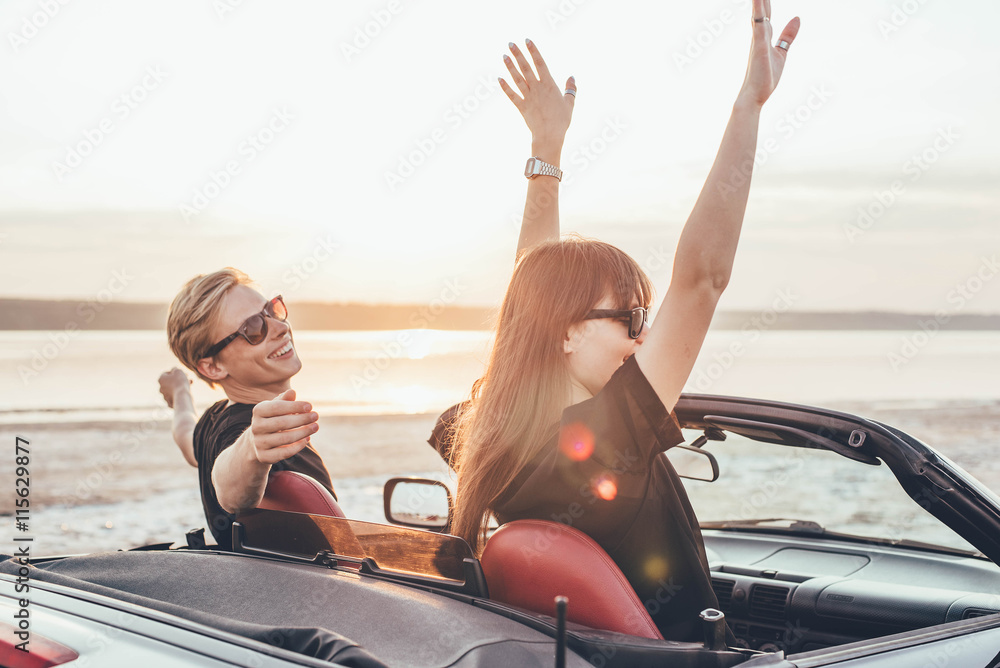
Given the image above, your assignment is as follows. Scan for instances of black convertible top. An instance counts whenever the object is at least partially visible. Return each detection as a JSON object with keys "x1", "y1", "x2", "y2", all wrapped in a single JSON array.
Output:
[{"x1": 1, "y1": 550, "x2": 581, "y2": 667}]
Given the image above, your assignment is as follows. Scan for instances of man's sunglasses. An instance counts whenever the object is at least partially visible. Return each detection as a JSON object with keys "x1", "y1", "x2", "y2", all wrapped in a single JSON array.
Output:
[
  {"x1": 203, "y1": 296, "x2": 288, "y2": 358},
  {"x1": 583, "y1": 307, "x2": 648, "y2": 339}
]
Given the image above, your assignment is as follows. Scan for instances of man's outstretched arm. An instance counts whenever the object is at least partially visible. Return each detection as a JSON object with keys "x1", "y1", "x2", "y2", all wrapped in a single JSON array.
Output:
[
  {"x1": 212, "y1": 389, "x2": 319, "y2": 514},
  {"x1": 158, "y1": 368, "x2": 197, "y2": 467}
]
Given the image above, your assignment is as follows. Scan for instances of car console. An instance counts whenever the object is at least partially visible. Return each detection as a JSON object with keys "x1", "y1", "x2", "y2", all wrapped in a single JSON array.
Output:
[{"x1": 703, "y1": 530, "x2": 1000, "y2": 653}]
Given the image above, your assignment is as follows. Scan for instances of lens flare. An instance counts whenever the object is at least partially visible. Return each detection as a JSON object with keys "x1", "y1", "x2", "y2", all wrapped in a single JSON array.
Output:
[
  {"x1": 643, "y1": 556, "x2": 669, "y2": 581},
  {"x1": 559, "y1": 422, "x2": 594, "y2": 462},
  {"x1": 592, "y1": 473, "x2": 618, "y2": 501}
]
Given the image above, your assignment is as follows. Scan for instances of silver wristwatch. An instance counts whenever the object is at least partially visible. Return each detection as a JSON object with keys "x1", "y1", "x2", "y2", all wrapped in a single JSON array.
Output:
[{"x1": 524, "y1": 156, "x2": 563, "y2": 181}]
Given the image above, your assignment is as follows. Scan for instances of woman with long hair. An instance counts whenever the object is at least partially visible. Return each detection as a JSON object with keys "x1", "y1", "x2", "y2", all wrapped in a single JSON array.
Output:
[{"x1": 451, "y1": 0, "x2": 801, "y2": 641}]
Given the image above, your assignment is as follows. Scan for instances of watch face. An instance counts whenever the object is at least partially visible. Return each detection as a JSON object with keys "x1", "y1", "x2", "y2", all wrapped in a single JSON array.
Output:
[{"x1": 524, "y1": 157, "x2": 537, "y2": 178}]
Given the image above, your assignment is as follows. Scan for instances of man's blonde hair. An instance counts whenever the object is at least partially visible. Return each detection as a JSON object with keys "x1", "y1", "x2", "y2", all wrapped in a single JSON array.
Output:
[{"x1": 167, "y1": 268, "x2": 255, "y2": 387}]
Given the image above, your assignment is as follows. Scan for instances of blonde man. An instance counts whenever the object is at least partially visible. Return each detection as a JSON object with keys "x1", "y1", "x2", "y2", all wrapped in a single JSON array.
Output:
[{"x1": 158, "y1": 268, "x2": 334, "y2": 550}]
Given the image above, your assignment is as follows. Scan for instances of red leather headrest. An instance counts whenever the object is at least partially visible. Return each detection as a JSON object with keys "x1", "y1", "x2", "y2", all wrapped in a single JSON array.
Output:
[
  {"x1": 481, "y1": 520, "x2": 663, "y2": 639},
  {"x1": 258, "y1": 470, "x2": 345, "y2": 518}
]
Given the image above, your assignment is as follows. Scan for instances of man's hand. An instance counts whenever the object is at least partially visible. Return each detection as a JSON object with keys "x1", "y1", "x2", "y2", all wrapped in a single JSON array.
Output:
[
  {"x1": 250, "y1": 389, "x2": 319, "y2": 464},
  {"x1": 158, "y1": 368, "x2": 192, "y2": 408},
  {"x1": 158, "y1": 367, "x2": 197, "y2": 466}
]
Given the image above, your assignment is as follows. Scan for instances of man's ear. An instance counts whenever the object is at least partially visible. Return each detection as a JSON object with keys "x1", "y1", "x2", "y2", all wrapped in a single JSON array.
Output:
[{"x1": 196, "y1": 357, "x2": 229, "y2": 384}]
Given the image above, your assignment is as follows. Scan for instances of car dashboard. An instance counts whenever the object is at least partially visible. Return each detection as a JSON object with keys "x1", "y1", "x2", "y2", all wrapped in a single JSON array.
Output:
[{"x1": 703, "y1": 529, "x2": 1000, "y2": 653}]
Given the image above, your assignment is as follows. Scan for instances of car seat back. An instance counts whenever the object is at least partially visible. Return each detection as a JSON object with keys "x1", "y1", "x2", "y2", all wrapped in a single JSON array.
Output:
[
  {"x1": 258, "y1": 470, "x2": 345, "y2": 518},
  {"x1": 480, "y1": 519, "x2": 663, "y2": 639}
]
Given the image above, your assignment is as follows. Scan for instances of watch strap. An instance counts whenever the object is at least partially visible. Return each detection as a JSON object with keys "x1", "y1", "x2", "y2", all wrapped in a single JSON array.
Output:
[{"x1": 525, "y1": 156, "x2": 563, "y2": 182}]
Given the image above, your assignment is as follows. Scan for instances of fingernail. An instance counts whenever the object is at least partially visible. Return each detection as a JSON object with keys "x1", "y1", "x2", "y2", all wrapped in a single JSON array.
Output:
[
  {"x1": 311, "y1": 423, "x2": 319, "y2": 432},
  {"x1": 310, "y1": 412, "x2": 318, "y2": 420},
  {"x1": 525, "y1": 38, "x2": 533, "y2": 46},
  {"x1": 503, "y1": 54, "x2": 510, "y2": 62},
  {"x1": 508, "y1": 41, "x2": 515, "y2": 50},
  {"x1": 303, "y1": 403, "x2": 312, "y2": 411},
  {"x1": 497, "y1": 77, "x2": 504, "y2": 85}
]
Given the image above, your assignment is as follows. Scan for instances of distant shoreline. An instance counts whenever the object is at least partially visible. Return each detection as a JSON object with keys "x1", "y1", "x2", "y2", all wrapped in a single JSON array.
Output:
[{"x1": 1, "y1": 298, "x2": 999, "y2": 331}]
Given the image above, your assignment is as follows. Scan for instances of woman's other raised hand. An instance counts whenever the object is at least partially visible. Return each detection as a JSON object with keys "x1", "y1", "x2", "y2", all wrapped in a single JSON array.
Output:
[{"x1": 737, "y1": 0, "x2": 801, "y2": 109}]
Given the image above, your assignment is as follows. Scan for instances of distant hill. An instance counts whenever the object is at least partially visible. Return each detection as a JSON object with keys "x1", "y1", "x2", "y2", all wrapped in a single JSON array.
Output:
[
  {"x1": 1, "y1": 299, "x2": 998, "y2": 331},
  {"x1": 0, "y1": 299, "x2": 494, "y2": 331}
]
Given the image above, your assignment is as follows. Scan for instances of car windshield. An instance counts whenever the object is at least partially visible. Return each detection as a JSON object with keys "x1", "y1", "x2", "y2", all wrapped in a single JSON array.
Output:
[{"x1": 679, "y1": 432, "x2": 982, "y2": 555}]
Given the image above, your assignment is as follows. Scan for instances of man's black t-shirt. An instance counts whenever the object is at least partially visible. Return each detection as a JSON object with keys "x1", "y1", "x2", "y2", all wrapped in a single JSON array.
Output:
[
  {"x1": 193, "y1": 399, "x2": 335, "y2": 550},
  {"x1": 487, "y1": 356, "x2": 723, "y2": 642}
]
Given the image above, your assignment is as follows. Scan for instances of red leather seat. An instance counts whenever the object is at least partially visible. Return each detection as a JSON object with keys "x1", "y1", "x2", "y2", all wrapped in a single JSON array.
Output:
[
  {"x1": 257, "y1": 470, "x2": 345, "y2": 518},
  {"x1": 480, "y1": 519, "x2": 663, "y2": 639}
]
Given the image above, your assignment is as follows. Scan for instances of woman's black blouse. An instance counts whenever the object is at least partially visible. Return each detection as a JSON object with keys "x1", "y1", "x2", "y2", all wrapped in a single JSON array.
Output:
[{"x1": 491, "y1": 355, "x2": 721, "y2": 641}]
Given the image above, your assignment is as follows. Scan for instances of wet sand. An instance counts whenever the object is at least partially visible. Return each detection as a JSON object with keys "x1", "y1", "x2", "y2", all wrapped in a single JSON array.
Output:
[{"x1": 1, "y1": 401, "x2": 997, "y2": 555}]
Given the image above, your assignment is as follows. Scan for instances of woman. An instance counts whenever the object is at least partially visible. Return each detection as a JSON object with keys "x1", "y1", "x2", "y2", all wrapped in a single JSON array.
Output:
[{"x1": 451, "y1": 0, "x2": 801, "y2": 642}]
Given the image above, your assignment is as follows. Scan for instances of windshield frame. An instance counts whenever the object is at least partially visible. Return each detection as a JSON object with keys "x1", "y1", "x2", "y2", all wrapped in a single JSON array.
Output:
[{"x1": 673, "y1": 393, "x2": 1000, "y2": 565}]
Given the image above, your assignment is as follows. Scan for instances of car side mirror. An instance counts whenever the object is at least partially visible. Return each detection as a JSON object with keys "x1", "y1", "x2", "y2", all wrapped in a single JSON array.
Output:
[
  {"x1": 665, "y1": 445, "x2": 720, "y2": 482},
  {"x1": 383, "y1": 477, "x2": 452, "y2": 532}
]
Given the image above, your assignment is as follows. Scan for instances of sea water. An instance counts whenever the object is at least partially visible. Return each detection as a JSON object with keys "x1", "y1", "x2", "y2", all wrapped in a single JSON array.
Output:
[{"x1": 2, "y1": 329, "x2": 998, "y2": 422}]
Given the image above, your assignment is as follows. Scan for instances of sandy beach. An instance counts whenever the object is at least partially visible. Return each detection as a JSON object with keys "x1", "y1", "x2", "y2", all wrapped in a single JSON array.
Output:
[
  {"x1": 2, "y1": 412, "x2": 451, "y2": 555},
  {"x1": 2, "y1": 398, "x2": 998, "y2": 556}
]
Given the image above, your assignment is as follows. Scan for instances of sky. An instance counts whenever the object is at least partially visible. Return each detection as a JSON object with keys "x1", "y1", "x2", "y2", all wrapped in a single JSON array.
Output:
[{"x1": 1, "y1": 0, "x2": 998, "y2": 314}]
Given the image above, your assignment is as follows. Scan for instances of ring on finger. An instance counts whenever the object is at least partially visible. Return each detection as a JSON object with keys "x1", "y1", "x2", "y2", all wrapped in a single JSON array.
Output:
[
  {"x1": 776, "y1": 39, "x2": 790, "y2": 50},
  {"x1": 564, "y1": 89, "x2": 576, "y2": 97},
  {"x1": 753, "y1": 16, "x2": 768, "y2": 22}
]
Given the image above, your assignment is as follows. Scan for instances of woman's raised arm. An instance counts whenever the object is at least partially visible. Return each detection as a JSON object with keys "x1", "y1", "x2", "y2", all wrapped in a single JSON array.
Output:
[
  {"x1": 499, "y1": 40, "x2": 576, "y2": 259},
  {"x1": 635, "y1": 0, "x2": 801, "y2": 410}
]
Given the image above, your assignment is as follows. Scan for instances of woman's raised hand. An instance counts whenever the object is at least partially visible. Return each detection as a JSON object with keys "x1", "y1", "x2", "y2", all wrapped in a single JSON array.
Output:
[
  {"x1": 738, "y1": 0, "x2": 801, "y2": 108},
  {"x1": 499, "y1": 40, "x2": 576, "y2": 149}
]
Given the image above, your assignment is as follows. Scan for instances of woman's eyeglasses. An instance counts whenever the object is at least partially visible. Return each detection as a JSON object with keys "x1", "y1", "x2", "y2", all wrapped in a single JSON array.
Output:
[
  {"x1": 203, "y1": 296, "x2": 288, "y2": 358},
  {"x1": 583, "y1": 307, "x2": 648, "y2": 339}
]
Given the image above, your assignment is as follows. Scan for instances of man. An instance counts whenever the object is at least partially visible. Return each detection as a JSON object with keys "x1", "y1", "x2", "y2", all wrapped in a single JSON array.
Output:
[{"x1": 158, "y1": 267, "x2": 334, "y2": 550}]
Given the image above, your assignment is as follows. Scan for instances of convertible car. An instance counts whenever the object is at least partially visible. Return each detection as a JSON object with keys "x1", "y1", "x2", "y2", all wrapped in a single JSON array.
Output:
[{"x1": 3, "y1": 394, "x2": 1000, "y2": 667}]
